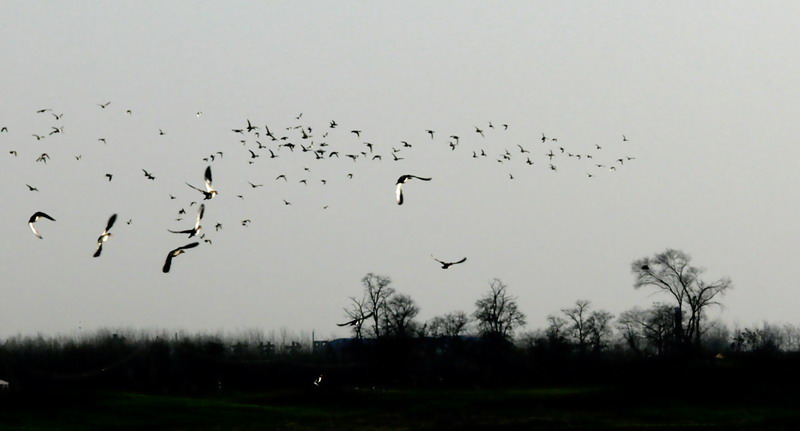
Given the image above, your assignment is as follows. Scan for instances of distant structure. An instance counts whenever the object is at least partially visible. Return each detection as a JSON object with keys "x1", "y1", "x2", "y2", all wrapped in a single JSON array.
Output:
[{"x1": 313, "y1": 340, "x2": 329, "y2": 353}]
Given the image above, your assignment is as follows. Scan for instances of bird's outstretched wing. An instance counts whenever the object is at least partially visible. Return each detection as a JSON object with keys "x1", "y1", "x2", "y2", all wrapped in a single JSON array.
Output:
[
  {"x1": 29, "y1": 223, "x2": 42, "y2": 239},
  {"x1": 163, "y1": 242, "x2": 200, "y2": 273},
  {"x1": 204, "y1": 166, "x2": 213, "y2": 191},
  {"x1": 336, "y1": 312, "x2": 375, "y2": 326},
  {"x1": 105, "y1": 214, "x2": 118, "y2": 232},
  {"x1": 30, "y1": 211, "x2": 55, "y2": 222},
  {"x1": 396, "y1": 183, "x2": 404, "y2": 205}
]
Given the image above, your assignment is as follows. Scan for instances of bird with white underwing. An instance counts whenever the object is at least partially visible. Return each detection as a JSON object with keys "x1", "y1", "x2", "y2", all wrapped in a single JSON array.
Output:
[{"x1": 395, "y1": 175, "x2": 432, "y2": 205}]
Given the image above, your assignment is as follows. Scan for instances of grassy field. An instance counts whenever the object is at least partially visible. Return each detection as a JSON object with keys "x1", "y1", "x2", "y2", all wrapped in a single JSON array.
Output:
[{"x1": 0, "y1": 384, "x2": 797, "y2": 430}]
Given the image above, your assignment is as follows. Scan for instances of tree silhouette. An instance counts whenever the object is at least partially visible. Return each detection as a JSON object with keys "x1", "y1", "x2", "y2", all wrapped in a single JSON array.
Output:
[
  {"x1": 361, "y1": 273, "x2": 395, "y2": 338},
  {"x1": 381, "y1": 294, "x2": 420, "y2": 338},
  {"x1": 342, "y1": 294, "x2": 370, "y2": 339},
  {"x1": 473, "y1": 279, "x2": 526, "y2": 340},
  {"x1": 562, "y1": 300, "x2": 592, "y2": 353},
  {"x1": 428, "y1": 311, "x2": 471, "y2": 337},
  {"x1": 632, "y1": 249, "x2": 732, "y2": 349},
  {"x1": 585, "y1": 309, "x2": 614, "y2": 353},
  {"x1": 617, "y1": 303, "x2": 682, "y2": 356}
]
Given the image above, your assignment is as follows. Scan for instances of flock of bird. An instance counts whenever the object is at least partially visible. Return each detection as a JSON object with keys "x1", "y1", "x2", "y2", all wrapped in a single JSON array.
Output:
[{"x1": 4, "y1": 103, "x2": 636, "y2": 276}]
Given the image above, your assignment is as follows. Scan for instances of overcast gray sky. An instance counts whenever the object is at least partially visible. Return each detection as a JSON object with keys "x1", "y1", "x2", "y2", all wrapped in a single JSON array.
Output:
[{"x1": 2, "y1": 1, "x2": 799, "y2": 340}]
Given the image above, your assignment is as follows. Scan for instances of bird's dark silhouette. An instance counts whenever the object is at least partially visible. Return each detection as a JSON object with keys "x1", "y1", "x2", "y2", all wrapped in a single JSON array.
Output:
[
  {"x1": 432, "y1": 255, "x2": 467, "y2": 269},
  {"x1": 163, "y1": 242, "x2": 200, "y2": 273},
  {"x1": 186, "y1": 166, "x2": 217, "y2": 199},
  {"x1": 28, "y1": 211, "x2": 55, "y2": 239},
  {"x1": 396, "y1": 175, "x2": 432, "y2": 205},
  {"x1": 93, "y1": 214, "x2": 118, "y2": 257}
]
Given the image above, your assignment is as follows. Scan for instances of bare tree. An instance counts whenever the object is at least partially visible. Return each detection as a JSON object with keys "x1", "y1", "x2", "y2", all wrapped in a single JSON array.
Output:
[
  {"x1": 631, "y1": 249, "x2": 732, "y2": 348},
  {"x1": 342, "y1": 295, "x2": 370, "y2": 339},
  {"x1": 428, "y1": 311, "x2": 471, "y2": 337},
  {"x1": 545, "y1": 314, "x2": 569, "y2": 344},
  {"x1": 562, "y1": 300, "x2": 592, "y2": 352},
  {"x1": 361, "y1": 273, "x2": 395, "y2": 338},
  {"x1": 616, "y1": 303, "x2": 682, "y2": 356},
  {"x1": 381, "y1": 293, "x2": 420, "y2": 338},
  {"x1": 473, "y1": 279, "x2": 526, "y2": 340},
  {"x1": 586, "y1": 310, "x2": 615, "y2": 352}
]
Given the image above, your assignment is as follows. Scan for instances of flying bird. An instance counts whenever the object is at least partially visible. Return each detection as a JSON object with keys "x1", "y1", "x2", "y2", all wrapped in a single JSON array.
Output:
[
  {"x1": 432, "y1": 255, "x2": 467, "y2": 269},
  {"x1": 168, "y1": 204, "x2": 204, "y2": 238},
  {"x1": 337, "y1": 312, "x2": 375, "y2": 327},
  {"x1": 162, "y1": 242, "x2": 200, "y2": 273},
  {"x1": 25, "y1": 184, "x2": 38, "y2": 192},
  {"x1": 142, "y1": 169, "x2": 156, "y2": 180},
  {"x1": 395, "y1": 174, "x2": 432, "y2": 205},
  {"x1": 28, "y1": 211, "x2": 55, "y2": 239},
  {"x1": 93, "y1": 213, "x2": 118, "y2": 257},
  {"x1": 186, "y1": 166, "x2": 218, "y2": 199}
]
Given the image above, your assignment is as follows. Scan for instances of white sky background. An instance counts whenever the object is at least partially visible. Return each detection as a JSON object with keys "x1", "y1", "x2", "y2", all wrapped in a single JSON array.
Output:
[{"x1": 1, "y1": 1, "x2": 799, "y2": 339}]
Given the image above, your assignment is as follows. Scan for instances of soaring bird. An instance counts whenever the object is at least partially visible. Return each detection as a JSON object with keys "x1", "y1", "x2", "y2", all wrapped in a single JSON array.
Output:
[
  {"x1": 395, "y1": 174, "x2": 432, "y2": 205},
  {"x1": 168, "y1": 204, "x2": 204, "y2": 238},
  {"x1": 98, "y1": 101, "x2": 111, "y2": 109},
  {"x1": 142, "y1": 169, "x2": 155, "y2": 180},
  {"x1": 337, "y1": 312, "x2": 375, "y2": 327},
  {"x1": 186, "y1": 166, "x2": 218, "y2": 199},
  {"x1": 25, "y1": 184, "x2": 38, "y2": 192},
  {"x1": 432, "y1": 255, "x2": 467, "y2": 269},
  {"x1": 162, "y1": 242, "x2": 200, "y2": 273},
  {"x1": 28, "y1": 211, "x2": 55, "y2": 239},
  {"x1": 93, "y1": 213, "x2": 118, "y2": 257}
]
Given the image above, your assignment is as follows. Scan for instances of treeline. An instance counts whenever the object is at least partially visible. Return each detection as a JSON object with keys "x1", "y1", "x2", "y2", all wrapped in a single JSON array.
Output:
[
  {"x1": 2, "y1": 321, "x2": 800, "y2": 396},
  {"x1": 2, "y1": 248, "x2": 800, "y2": 394}
]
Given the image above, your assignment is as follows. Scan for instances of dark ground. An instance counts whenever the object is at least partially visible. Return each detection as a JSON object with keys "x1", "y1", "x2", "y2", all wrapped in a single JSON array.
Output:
[{"x1": 1, "y1": 380, "x2": 798, "y2": 431}]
